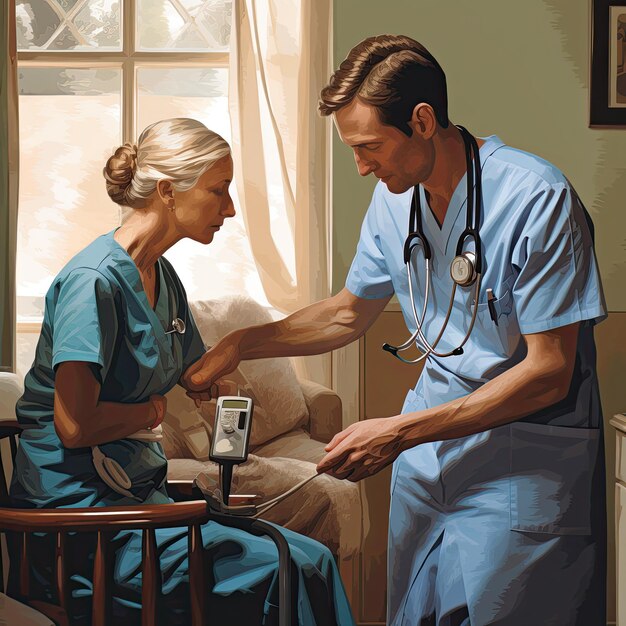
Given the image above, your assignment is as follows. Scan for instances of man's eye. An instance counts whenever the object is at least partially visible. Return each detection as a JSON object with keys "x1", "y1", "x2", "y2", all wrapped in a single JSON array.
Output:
[{"x1": 212, "y1": 189, "x2": 224, "y2": 196}]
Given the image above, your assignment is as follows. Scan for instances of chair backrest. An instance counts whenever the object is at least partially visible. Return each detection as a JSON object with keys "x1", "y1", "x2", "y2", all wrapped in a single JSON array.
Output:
[
  {"x1": 0, "y1": 420, "x2": 22, "y2": 594},
  {"x1": 0, "y1": 421, "x2": 20, "y2": 504}
]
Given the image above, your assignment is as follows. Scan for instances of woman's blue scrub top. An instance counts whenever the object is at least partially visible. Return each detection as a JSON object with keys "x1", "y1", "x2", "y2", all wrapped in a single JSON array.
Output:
[
  {"x1": 9, "y1": 232, "x2": 357, "y2": 626},
  {"x1": 346, "y1": 135, "x2": 607, "y2": 428},
  {"x1": 11, "y1": 229, "x2": 206, "y2": 507}
]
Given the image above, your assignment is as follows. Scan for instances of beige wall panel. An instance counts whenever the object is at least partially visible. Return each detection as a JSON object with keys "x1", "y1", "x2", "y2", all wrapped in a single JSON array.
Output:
[
  {"x1": 357, "y1": 311, "x2": 425, "y2": 623},
  {"x1": 364, "y1": 311, "x2": 425, "y2": 418},
  {"x1": 595, "y1": 312, "x2": 626, "y2": 623}
]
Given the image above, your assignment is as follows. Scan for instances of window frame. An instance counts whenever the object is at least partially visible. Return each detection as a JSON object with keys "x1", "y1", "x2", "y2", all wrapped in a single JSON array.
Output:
[{"x1": 16, "y1": 0, "x2": 230, "y2": 334}]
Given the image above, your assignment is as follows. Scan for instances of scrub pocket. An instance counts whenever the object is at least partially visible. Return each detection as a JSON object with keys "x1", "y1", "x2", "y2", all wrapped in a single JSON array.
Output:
[{"x1": 509, "y1": 421, "x2": 600, "y2": 535}]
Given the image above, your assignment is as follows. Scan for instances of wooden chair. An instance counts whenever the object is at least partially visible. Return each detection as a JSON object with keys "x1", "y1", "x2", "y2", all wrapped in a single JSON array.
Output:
[{"x1": 0, "y1": 420, "x2": 212, "y2": 626}]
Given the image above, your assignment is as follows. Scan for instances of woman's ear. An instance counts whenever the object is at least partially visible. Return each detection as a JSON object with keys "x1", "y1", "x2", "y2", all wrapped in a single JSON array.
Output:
[
  {"x1": 156, "y1": 179, "x2": 175, "y2": 207},
  {"x1": 409, "y1": 103, "x2": 437, "y2": 140}
]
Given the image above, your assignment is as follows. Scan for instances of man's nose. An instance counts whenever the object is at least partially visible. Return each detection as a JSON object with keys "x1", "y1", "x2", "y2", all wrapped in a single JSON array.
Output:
[{"x1": 355, "y1": 153, "x2": 376, "y2": 177}]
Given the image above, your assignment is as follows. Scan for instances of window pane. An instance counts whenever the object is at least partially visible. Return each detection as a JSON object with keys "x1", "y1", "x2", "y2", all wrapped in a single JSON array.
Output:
[
  {"x1": 16, "y1": 0, "x2": 121, "y2": 51},
  {"x1": 136, "y1": 67, "x2": 270, "y2": 307},
  {"x1": 17, "y1": 67, "x2": 122, "y2": 321},
  {"x1": 136, "y1": 0, "x2": 231, "y2": 52}
]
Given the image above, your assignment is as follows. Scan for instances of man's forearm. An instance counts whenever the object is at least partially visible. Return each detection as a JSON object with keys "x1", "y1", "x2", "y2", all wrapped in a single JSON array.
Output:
[
  {"x1": 395, "y1": 356, "x2": 570, "y2": 450},
  {"x1": 233, "y1": 297, "x2": 365, "y2": 360}
]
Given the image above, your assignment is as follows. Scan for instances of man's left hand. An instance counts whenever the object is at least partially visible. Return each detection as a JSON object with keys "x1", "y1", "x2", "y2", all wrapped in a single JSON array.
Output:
[{"x1": 316, "y1": 417, "x2": 405, "y2": 482}]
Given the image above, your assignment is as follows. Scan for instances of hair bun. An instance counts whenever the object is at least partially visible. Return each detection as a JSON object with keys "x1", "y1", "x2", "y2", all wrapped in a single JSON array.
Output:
[{"x1": 103, "y1": 142, "x2": 138, "y2": 205}]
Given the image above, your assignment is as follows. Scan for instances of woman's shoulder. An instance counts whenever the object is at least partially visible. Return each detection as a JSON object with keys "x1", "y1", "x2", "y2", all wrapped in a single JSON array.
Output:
[{"x1": 48, "y1": 232, "x2": 119, "y2": 295}]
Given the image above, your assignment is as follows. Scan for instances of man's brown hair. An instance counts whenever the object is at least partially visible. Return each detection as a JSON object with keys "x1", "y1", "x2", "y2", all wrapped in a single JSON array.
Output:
[{"x1": 319, "y1": 34, "x2": 449, "y2": 134}]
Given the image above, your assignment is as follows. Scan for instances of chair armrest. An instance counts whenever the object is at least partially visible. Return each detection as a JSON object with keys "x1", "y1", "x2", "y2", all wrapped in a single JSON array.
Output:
[
  {"x1": 0, "y1": 501, "x2": 210, "y2": 532},
  {"x1": 0, "y1": 421, "x2": 22, "y2": 437},
  {"x1": 299, "y1": 379, "x2": 342, "y2": 444}
]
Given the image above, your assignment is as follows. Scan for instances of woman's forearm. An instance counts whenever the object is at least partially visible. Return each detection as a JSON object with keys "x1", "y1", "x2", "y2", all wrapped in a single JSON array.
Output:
[
  {"x1": 68, "y1": 400, "x2": 156, "y2": 448},
  {"x1": 55, "y1": 397, "x2": 156, "y2": 448},
  {"x1": 54, "y1": 361, "x2": 159, "y2": 448}
]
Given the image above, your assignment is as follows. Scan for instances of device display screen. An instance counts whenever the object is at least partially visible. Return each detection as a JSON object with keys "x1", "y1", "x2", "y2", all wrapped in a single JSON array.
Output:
[{"x1": 222, "y1": 399, "x2": 249, "y2": 409}]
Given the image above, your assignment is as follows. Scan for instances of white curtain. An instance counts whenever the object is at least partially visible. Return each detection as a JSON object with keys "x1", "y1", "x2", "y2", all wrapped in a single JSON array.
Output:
[{"x1": 229, "y1": 0, "x2": 333, "y2": 386}]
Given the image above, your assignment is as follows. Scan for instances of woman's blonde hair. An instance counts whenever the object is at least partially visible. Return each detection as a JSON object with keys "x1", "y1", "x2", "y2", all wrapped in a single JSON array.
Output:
[{"x1": 103, "y1": 118, "x2": 231, "y2": 208}]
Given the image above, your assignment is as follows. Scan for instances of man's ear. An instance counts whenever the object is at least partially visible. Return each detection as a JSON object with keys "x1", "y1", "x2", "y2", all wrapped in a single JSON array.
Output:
[
  {"x1": 409, "y1": 103, "x2": 437, "y2": 140},
  {"x1": 157, "y1": 179, "x2": 175, "y2": 207}
]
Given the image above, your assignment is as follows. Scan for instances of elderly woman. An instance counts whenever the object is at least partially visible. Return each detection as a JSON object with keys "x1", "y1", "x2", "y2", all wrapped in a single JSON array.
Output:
[{"x1": 10, "y1": 118, "x2": 355, "y2": 625}]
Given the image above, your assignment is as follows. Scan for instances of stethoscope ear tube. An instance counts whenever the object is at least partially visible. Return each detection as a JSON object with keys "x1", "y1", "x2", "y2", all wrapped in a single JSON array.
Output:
[{"x1": 404, "y1": 233, "x2": 431, "y2": 264}]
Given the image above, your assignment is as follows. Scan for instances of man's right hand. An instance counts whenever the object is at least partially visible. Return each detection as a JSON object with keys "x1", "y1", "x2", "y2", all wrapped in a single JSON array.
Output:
[{"x1": 181, "y1": 335, "x2": 242, "y2": 403}]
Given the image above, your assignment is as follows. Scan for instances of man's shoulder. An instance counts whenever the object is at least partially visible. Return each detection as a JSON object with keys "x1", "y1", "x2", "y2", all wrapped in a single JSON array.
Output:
[{"x1": 486, "y1": 141, "x2": 569, "y2": 190}]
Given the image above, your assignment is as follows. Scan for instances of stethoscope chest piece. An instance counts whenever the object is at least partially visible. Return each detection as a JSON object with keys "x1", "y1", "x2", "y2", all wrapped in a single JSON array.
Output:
[
  {"x1": 165, "y1": 317, "x2": 186, "y2": 335},
  {"x1": 450, "y1": 251, "x2": 477, "y2": 287}
]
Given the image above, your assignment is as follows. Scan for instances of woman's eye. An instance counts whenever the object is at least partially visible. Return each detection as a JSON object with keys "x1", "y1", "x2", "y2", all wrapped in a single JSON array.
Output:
[{"x1": 212, "y1": 189, "x2": 224, "y2": 196}]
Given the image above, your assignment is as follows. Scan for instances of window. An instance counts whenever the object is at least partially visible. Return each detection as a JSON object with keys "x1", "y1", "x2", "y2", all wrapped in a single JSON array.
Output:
[{"x1": 15, "y1": 0, "x2": 269, "y2": 338}]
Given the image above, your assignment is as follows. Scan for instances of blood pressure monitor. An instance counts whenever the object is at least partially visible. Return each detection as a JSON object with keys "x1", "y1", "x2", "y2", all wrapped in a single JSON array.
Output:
[{"x1": 210, "y1": 396, "x2": 254, "y2": 464}]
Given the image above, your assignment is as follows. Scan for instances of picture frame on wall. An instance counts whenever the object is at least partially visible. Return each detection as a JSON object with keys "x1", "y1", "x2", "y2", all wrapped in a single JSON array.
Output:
[{"x1": 590, "y1": 0, "x2": 626, "y2": 126}]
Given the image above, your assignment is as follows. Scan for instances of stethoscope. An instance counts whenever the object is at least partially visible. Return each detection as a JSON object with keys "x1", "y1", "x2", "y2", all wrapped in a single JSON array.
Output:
[{"x1": 383, "y1": 126, "x2": 483, "y2": 364}]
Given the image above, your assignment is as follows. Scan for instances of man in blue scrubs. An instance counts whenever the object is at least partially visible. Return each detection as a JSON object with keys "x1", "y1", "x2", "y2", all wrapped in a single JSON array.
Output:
[{"x1": 186, "y1": 34, "x2": 607, "y2": 625}]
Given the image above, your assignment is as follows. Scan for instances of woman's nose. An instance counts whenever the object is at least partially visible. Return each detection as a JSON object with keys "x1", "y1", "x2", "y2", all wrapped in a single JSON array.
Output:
[{"x1": 223, "y1": 197, "x2": 236, "y2": 218}]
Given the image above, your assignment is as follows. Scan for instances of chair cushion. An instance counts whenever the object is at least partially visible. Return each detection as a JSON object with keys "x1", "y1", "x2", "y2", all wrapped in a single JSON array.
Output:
[
  {"x1": 251, "y1": 428, "x2": 327, "y2": 464},
  {"x1": 190, "y1": 296, "x2": 309, "y2": 446},
  {"x1": 0, "y1": 593, "x2": 54, "y2": 626}
]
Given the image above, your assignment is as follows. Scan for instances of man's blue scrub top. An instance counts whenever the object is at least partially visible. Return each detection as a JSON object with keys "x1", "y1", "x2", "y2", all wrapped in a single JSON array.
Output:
[
  {"x1": 11, "y1": 229, "x2": 206, "y2": 507},
  {"x1": 346, "y1": 135, "x2": 607, "y2": 429}
]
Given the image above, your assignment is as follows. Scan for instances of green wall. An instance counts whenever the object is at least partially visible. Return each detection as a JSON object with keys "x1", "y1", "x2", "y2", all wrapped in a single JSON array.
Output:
[{"x1": 331, "y1": 0, "x2": 626, "y2": 309}]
